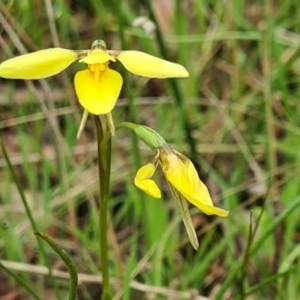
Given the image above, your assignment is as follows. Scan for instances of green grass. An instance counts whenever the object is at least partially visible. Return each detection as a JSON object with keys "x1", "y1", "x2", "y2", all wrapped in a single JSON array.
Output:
[{"x1": 1, "y1": 0, "x2": 300, "y2": 299}]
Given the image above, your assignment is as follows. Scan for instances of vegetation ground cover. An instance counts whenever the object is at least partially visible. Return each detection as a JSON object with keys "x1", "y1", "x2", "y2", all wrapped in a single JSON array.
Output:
[{"x1": 1, "y1": 1, "x2": 300, "y2": 299}]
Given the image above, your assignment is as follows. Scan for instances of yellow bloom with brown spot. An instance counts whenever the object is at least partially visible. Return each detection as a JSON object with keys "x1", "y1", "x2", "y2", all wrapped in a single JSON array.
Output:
[
  {"x1": 135, "y1": 144, "x2": 228, "y2": 217},
  {"x1": 0, "y1": 40, "x2": 189, "y2": 115}
]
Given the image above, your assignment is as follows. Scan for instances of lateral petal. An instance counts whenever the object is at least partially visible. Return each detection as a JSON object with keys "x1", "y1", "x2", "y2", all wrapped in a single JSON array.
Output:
[
  {"x1": 116, "y1": 51, "x2": 189, "y2": 78},
  {"x1": 0, "y1": 48, "x2": 78, "y2": 79}
]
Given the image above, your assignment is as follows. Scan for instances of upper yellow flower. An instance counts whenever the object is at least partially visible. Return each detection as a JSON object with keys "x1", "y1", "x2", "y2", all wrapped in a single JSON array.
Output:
[
  {"x1": 0, "y1": 40, "x2": 189, "y2": 115},
  {"x1": 135, "y1": 144, "x2": 229, "y2": 217}
]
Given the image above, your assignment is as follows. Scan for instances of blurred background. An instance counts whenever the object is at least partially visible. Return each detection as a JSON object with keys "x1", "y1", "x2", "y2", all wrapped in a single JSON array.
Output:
[{"x1": 1, "y1": 0, "x2": 300, "y2": 299}]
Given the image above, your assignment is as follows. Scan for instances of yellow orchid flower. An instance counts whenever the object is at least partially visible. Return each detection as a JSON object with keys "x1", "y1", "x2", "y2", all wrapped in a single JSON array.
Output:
[
  {"x1": 0, "y1": 40, "x2": 189, "y2": 115},
  {"x1": 134, "y1": 144, "x2": 228, "y2": 249},
  {"x1": 135, "y1": 144, "x2": 228, "y2": 217},
  {"x1": 118, "y1": 122, "x2": 228, "y2": 249}
]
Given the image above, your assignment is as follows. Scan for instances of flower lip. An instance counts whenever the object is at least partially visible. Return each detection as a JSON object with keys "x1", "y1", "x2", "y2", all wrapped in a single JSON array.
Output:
[{"x1": 74, "y1": 66, "x2": 123, "y2": 115}]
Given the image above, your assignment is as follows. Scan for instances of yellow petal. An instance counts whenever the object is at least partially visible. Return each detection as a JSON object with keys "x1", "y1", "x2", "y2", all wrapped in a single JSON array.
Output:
[
  {"x1": 116, "y1": 51, "x2": 189, "y2": 78},
  {"x1": 0, "y1": 48, "x2": 78, "y2": 79},
  {"x1": 74, "y1": 66, "x2": 123, "y2": 115},
  {"x1": 134, "y1": 163, "x2": 161, "y2": 198},
  {"x1": 79, "y1": 50, "x2": 116, "y2": 64},
  {"x1": 161, "y1": 150, "x2": 229, "y2": 217}
]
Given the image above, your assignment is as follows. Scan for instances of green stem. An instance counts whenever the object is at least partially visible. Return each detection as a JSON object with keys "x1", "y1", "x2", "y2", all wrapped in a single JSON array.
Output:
[
  {"x1": 0, "y1": 140, "x2": 62, "y2": 300},
  {"x1": 94, "y1": 116, "x2": 112, "y2": 300},
  {"x1": 239, "y1": 212, "x2": 254, "y2": 299},
  {"x1": 35, "y1": 232, "x2": 78, "y2": 300}
]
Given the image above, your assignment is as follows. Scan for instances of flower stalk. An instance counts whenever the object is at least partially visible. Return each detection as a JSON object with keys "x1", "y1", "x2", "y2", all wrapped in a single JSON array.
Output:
[{"x1": 94, "y1": 115, "x2": 112, "y2": 300}]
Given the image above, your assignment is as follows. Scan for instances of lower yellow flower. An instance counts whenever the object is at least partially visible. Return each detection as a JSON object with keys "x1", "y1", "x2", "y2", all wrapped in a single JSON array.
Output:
[
  {"x1": 122, "y1": 122, "x2": 228, "y2": 249},
  {"x1": 134, "y1": 144, "x2": 228, "y2": 217}
]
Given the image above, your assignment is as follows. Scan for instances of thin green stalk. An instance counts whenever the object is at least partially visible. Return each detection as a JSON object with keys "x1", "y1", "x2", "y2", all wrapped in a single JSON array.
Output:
[
  {"x1": 94, "y1": 116, "x2": 112, "y2": 300},
  {"x1": 35, "y1": 232, "x2": 78, "y2": 300},
  {"x1": 215, "y1": 194, "x2": 300, "y2": 299},
  {"x1": 263, "y1": 1, "x2": 282, "y2": 284},
  {"x1": 0, "y1": 260, "x2": 42, "y2": 300},
  {"x1": 0, "y1": 140, "x2": 62, "y2": 300},
  {"x1": 235, "y1": 193, "x2": 268, "y2": 299},
  {"x1": 263, "y1": 0, "x2": 277, "y2": 204},
  {"x1": 238, "y1": 212, "x2": 254, "y2": 299}
]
